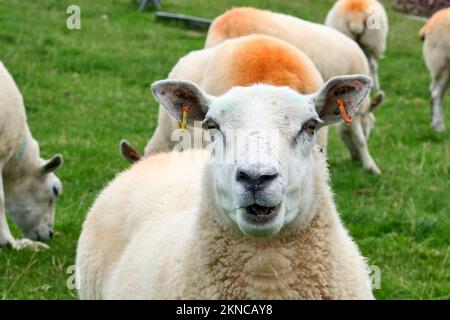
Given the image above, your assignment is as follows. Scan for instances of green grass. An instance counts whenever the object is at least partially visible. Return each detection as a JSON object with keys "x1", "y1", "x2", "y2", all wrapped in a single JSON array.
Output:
[{"x1": 0, "y1": 0, "x2": 448, "y2": 299}]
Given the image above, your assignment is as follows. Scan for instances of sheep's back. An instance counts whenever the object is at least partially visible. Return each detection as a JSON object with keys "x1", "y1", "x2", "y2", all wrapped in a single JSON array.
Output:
[
  {"x1": 0, "y1": 61, "x2": 26, "y2": 162},
  {"x1": 422, "y1": 8, "x2": 450, "y2": 73},
  {"x1": 201, "y1": 34, "x2": 324, "y2": 96},
  {"x1": 205, "y1": 7, "x2": 370, "y2": 80}
]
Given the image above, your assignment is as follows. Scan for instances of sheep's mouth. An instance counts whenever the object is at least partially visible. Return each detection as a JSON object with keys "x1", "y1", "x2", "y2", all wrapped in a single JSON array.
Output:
[{"x1": 244, "y1": 204, "x2": 279, "y2": 224}]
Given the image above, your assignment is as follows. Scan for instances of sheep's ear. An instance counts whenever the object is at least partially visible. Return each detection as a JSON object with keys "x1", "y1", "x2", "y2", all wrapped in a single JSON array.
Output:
[
  {"x1": 370, "y1": 90, "x2": 384, "y2": 112},
  {"x1": 120, "y1": 139, "x2": 141, "y2": 163},
  {"x1": 151, "y1": 80, "x2": 213, "y2": 124},
  {"x1": 310, "y1": 75, "x2": 371, "y2": 126},
  {"x1": 41, "y1": 154, "x2": 63, "y2": 174}
]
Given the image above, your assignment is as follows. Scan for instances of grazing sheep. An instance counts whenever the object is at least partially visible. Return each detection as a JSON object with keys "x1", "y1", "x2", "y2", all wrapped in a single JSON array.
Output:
[
  {"x1": 325, "y1": 0, "x2": 388, "y2": 93},
  {"x1": 76, "y1": 75, "x2": 374, "y2": 299},
  {"x1": 204, "y1": 7, "x2": 383, "y2": 174},
  {"x1": 0, "y1": 61, "x2": 63, "y2": 250},
  {"x1": 127, "y1": 35, "x2": 329, "y2": 161},
  {"x1": 419, "y1": 7, "x2": 450, "y2": 132}
]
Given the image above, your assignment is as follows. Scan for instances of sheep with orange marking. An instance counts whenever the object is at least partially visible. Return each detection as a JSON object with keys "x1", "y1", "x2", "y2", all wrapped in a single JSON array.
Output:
[
  {"x1": 76, "y1": 74, "x2": 374, "y2": 299},
  {"x1": 204, "y1": 7, "x2": 383, "y2": 174},
  {"x1": 325, "y1": 0, "x2": 388, "y2": 93},
  {"x1": 419, "y1": 7, "x2": 450, "y2": 132},
  {"x1": 123, "y1": 35, "x2": 329, "y2": 162}
]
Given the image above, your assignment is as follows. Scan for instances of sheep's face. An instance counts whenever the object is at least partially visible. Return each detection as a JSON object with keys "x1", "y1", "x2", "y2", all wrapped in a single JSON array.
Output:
[
  {"x1": 203, "y1": 86, "x2": 319, "y2": 239},
  {"x1": 5, "y1": 155, "x2": 63, "y2": 241},
  {"x1": 152, "y1": 75, "x2": 371, "y2": 239}
]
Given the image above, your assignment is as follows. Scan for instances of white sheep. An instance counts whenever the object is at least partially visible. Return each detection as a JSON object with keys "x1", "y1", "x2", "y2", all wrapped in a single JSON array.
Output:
[
  {"x1": 123, "y1": 18, "x2": 383, "y2": 174},
  {"x1": 325, "y1": 0, "x2": 388, "y2": 93},
  {"x1": 125, "y1": 35, "x2": 328, "y2": 161},
  {"x1": 419, "y1": 7, "x2": 450, "y2": 132},
  {"x1": 76, "y1": 75, "x2": 374, "y2": 299},
  {"x1": 202, "y1": 7, "x2": 383, "y2": 174},
  {"x1": 0, "y1": 60, "x2": 63, "y2": 250},
  {"x1": 120, "y1": 47, "x2": 224, "y2": 162}
]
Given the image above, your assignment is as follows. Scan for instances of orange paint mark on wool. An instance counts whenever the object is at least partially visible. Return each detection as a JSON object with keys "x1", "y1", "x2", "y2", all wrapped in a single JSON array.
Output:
[
  {"x1": 342, "y1": 0, "x2": 372, "y2": 13},
  {"x1": 229, "y1": 38, "x2": 321, "y2": 94},
  {"x1": 419, "y1": 7, "x2": 450, "y2": 39},
  {"x1": 210, "y1": 8, "x2": 265, "y2": 40}
]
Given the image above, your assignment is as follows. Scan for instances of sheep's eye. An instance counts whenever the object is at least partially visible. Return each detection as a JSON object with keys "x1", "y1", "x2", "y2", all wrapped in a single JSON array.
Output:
[
  {"x1": 53, "y1": 186, "x2": 60, "y2": 198},
  {"x1": 301, "y1": 118, "x2": 318, "y2": 136},
  {"x1": 203, "y1": 118, "x2": 220, "y2": 131},
  {"x1": 203, "y1": 118, "x2": 222, "y2": 142}
]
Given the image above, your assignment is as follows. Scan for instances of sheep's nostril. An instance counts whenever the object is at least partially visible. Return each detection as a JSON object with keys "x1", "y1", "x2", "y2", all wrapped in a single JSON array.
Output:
[
  {"x1": 236, "y1": 169, "x2": 252, "y2": 184},
  {"x1": 236, "y1": 167, "x2": 279, "y2": 192},
  {"x1": 258, "y1": 173, "x2": 279, "y2": 185},
  {"x1": 49, "y1": 230, "x2": 54, "y2": 239}
]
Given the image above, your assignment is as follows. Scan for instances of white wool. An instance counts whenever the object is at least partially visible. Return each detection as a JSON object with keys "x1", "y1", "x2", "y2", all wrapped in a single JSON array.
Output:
[
  {"x1": 0, "y1": 60, "x2": 62, "y2": 250},
  {"x1": 325, "y1": 0, "x2": 389, "y2": 93},
  {"x1": 420, "y1": 8, "x2": 450, "y2": 132},
  {"x1": 76, "y1": 149, "x2": 373, "y2": 299},
  {"x1": 77, "y1": 77, "x2": 374, "y2": 300}
]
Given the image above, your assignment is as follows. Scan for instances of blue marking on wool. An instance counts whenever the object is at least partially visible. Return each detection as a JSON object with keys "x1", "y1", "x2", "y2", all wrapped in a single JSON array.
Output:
[{"x1": 15, "y1": 135, "x2": 28, "y2": 165}]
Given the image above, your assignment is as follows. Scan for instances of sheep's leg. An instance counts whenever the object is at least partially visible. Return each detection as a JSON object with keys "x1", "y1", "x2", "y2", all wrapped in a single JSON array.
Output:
[
  {"x1": 368, "y1": 54, "x2": 381, "y2": 93},
  {"x1": 429, "y1": 68, "x2": 449, "y2": 132},
  {"x1": 12, "y1": 238, "x2": 49, "y2": 250},
  {"x1": 338, "y1": 125, "x2": 360, "y2": 161},
  {"x1": 348, "y1": 117, "x2": 381, "y2": 175},
  {"x1": 0, "y1": 168, "x2": 16, "y2": 247}
]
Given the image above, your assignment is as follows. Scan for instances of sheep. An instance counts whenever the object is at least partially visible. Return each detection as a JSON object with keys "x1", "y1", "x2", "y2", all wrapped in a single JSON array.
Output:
[
  {"x1": 0, "y1": 60, "x2": 63, "y2": 250},
  {"x1": 76, "y1": 74, "x2": 374, "y2": 299},
  {"x1": 419, "y1": 7, "x2": 450, "y2": 132},
  {"x1": 124, "y1": 15, "x2": 383, "y2": 174},
  {"x1": 203, "y1": 7, "x2": 383, "y2": 174},
  {"x1": 325, "y1": 0, "x2": 389, "y2": 93},
  {"x1": 125, "y1": 35, "x2": 329, "y2": 161}
]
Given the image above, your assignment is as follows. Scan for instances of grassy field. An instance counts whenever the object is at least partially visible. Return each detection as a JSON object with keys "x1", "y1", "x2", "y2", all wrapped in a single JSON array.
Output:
[{"x1": 0, "y1": 0, "x2": 448, "y2": 299}]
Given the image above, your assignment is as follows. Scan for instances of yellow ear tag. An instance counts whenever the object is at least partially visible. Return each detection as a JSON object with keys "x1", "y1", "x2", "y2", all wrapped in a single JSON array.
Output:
[
  {"x1": 336, "y1": 99, "x2": 352, "y2": 126},
  {"x1": 180, "y1": 105, "x2": 191, "y2": 130}
]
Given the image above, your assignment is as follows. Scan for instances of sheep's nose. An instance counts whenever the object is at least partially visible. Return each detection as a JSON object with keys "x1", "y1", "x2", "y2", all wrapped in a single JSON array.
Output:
[
  {"x1": 48, "y1": 229, "x2": 54, "y2": 239},
  {"x1": 236, "y1": 167, "x2": 279, "y2": 192}
]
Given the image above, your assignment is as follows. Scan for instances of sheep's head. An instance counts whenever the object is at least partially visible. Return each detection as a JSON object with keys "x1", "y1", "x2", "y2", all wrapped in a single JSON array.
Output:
[
  {"x1": 152, "y1": 75, "x2": 371, "y2": 239},
  {"x1": 5, "y1": 155, "x2": 63, "y2": 241}
]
